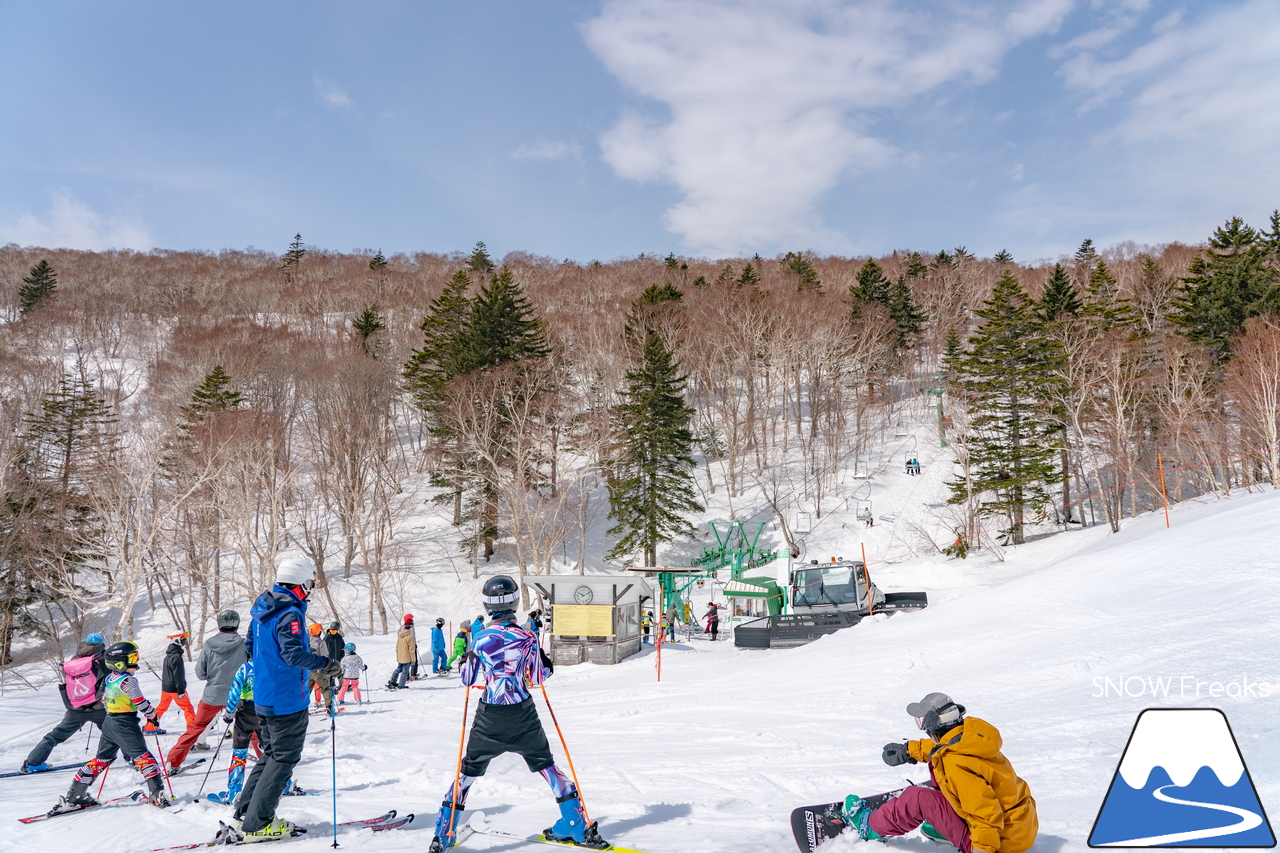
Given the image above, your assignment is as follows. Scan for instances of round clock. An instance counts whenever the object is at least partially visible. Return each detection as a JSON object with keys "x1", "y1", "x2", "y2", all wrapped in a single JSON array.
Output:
[{"x1": 574, "y1": 586, "x2": 594, "y2": 605}]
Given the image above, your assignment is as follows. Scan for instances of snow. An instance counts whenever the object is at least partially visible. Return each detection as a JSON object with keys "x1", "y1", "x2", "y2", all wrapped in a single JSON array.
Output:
[
  {"x1": 1118, "y1": 709, "x2": 1245, "y2": 789},
  {"x1": 2, "y1": 416, "x2": 1278, "y2": 851}
]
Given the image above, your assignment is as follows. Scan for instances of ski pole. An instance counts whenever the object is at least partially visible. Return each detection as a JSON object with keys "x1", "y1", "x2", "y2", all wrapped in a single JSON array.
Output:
[
  {"x1": 330, "y1": 704, "x2": 339, "y2": 849},
  {"x1": 96, "y1": 763, "x2": 110, "y2": 798},
  {"x1": 538, "y1": 683, "x2": 589, "y2": 822},
  {"x1": 446, "y1": 685, "x2": 472, "y2": 846},
  {"x1": 151, "y1": 729, "x2": 176, "y2": 799},
  {"x1": 194, "y1": 723, "x2": 231, "y2": 802}
]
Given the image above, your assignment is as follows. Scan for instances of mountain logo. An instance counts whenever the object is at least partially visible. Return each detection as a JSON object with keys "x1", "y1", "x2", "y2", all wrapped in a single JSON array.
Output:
[{"x1": 1089, "y1": 708, "x2": 1275, "y2": 847}]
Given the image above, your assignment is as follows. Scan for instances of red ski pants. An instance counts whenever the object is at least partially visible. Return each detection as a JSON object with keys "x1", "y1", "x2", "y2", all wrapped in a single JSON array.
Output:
[
  {"x1": 336, "y1": 678, "x2": 361, "y2": 703},
  {"x1": 869, "y1": 785, "x2": 972, "y2": 852},
  {"x1": 167, "y1": 700, "x2": 223, "y2": 770}
]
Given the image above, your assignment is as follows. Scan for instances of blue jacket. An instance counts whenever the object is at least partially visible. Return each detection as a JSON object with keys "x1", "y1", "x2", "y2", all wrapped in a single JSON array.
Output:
[
  {"x1": 431, "y1": 625, "x2": 446, "y2": 653},
  {"x1": 247, "y1": 586, "x2": 329, "y2": 716},
  {"x1": 471, "y1": 617, "x2": 485, "y2": 635}
]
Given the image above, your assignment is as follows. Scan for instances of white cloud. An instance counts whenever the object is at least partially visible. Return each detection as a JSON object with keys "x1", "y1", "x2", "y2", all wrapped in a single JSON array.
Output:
[
  {"x1": 0, "y1": 189, "x2": 152, "y2": 251},
  {"x1": 582, "y1": 0, "x2": 1071, "y2": 256},
  {"x1": 512, "y1": 140, "x2": 584, "y2": 163},
  {"x1": 313, "y1": 74, "x2": 354, "y2": 110}
]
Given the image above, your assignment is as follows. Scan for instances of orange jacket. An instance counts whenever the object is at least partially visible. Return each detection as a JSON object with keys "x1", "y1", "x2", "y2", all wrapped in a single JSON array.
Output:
[{"x1": 906, "y1": 716, "x2": 1037, "y2": 853}]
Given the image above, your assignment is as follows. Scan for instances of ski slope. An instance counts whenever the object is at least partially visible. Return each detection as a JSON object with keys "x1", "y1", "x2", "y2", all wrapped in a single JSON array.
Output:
[{"x1": 2, "y1": 481, "x2": 1277, "y2": 851}]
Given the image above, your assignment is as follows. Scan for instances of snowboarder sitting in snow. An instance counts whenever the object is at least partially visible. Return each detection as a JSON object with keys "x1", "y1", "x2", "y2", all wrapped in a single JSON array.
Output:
[
  {"x1": 843, "y1": 693, "x2": 1038, "y2": 853},
  {"x1": 55, "y1": 641, "x2": 171, "y2": 812},
  {"x1": 429, "y1": 576, "x2": 609, "y2": 851}
]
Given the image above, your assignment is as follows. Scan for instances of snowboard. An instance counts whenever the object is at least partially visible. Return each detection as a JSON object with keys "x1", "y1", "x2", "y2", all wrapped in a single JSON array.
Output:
[{"x1": 790, "y1": 790, "x2": 902, "y2": 853}]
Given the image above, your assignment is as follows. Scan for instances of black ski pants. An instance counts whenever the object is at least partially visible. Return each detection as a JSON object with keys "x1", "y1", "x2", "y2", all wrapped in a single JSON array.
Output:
[
  {"x1": 235, "y1": 708, "x2": 308, "y2": 833},
  {"x1": 462, "y1": 699, "x2": 555, "y2": 776},
  {"x1": 26, "y1": 705, "x2": 106, "y2": 766}
]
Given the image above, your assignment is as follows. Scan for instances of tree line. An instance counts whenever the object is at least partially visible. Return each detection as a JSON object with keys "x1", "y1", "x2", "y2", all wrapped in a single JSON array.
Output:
[{"x1": 0, "y1": 216, "x2": 1276, "y2": 667}]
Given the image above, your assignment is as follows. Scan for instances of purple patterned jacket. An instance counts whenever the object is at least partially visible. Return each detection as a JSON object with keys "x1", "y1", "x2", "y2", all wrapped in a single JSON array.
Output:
[{"x1": 461, "y1": 620, "x2": 548, "y2": 705}]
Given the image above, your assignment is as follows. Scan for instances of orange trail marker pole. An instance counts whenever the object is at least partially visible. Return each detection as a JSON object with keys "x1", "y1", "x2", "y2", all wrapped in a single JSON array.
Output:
[{"x1": 1158, "y1": 452, "x2": 1170, "y2": 528}]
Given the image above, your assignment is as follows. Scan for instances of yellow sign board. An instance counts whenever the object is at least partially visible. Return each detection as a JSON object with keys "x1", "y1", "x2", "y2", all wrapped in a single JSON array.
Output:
[{"x1": 553, "y1": 605, "x2": 614, "y2": 637}]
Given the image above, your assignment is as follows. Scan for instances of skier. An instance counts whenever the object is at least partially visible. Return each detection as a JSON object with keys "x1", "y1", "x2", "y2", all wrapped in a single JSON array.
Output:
[
  {"x1": 703, "y1": 602, "x2": 721, "y2": 641},
  {"x1": 525, "y1": 609, "x2": 543, "y2": 642},
  {"x1": 307, "y1": 622, "x2": 331, "y2": 710},
  {"x1": 211, "y1": 652, "x2": 304, "y2": 806},
  {"x1": 641, "y1": 611, "x2": 651, "y2": 645},
  {"x1": 429, "y1": 576, "x2": 608, "y2": 851},
  {"x1": 842, "y1": 693, "x2": 1038, "y2": 853},
  {"x1": 168, "y1": 609, "x2": 243, "y2": 773},
  {"x1": 146, "y1": 633, "x2": 196, "y2": 733},
  {"x1": 431, "y1": 617, "x2": 448, "y2": 674},
  {"x1": 217, "y1": 557, "x2": 330, "y2": 842},
  {"x1": 444, "y1": 622, "x2": 471, "y2": 671},
  {"x1": 22, "y1": 632, "x2": 108, "y2": 773},
  {"x1": 471, "y1": 614, "x2": 485, "y2": 635},
  {"x1": 52, "y1": 641, "x2": 170, "y2": 812},
  {"x1": 387, "y1": 614, "x2": 417, "y2": 689},
  {"x1": 337, "y1": 644, "x2": 366, "y2": 706}
]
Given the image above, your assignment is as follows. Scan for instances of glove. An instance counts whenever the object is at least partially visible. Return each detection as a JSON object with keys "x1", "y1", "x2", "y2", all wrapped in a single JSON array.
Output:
[
  {"x1": 222, "y1": 710, "x2": 234, "y2": 726},
  {"x1": 882, "y1": 742, "x2": 917, "y2": 767},
  {"x1": 146, "y1": 716, "x2": 161, "y2": 730},
  {"x1": 539, "y1": 649, "x2": 554, "y2": 675}
]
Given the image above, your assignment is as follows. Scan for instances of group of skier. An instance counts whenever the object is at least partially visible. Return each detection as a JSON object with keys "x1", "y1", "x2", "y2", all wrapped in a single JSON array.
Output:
[{"x1": 16, "y1": 558, "x2": 1038, "y2": 853}]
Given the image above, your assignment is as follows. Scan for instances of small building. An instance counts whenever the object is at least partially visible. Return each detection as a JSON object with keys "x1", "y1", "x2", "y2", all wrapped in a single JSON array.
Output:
[{"x1": 525, "y1": 574, "x2": 653, "y2": 666}]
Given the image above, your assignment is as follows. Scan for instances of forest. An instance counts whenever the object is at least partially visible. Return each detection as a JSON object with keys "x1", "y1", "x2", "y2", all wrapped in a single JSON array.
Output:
[{"x1": 1, "y1": 214, "x2": 1278, "y2": 666}]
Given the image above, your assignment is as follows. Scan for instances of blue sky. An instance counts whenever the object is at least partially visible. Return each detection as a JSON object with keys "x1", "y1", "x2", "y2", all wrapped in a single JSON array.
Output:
[{"x1": 2, "y1": 1, "x2": 1277, "y2": 263}]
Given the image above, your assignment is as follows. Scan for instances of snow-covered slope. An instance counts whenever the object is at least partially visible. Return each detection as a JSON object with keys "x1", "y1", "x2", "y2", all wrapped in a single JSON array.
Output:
[{"x1": 2, "y1": 483, "x2": 1277, "y2": 851}]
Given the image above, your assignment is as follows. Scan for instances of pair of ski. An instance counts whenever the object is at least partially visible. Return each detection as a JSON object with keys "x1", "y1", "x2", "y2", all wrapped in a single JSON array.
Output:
[
  {"x1": 457, "y1": 811, "x2": 649, "y2": 852},
  {"x1": 152, "y1": 809, "x2": 413, "y2": 849},
  {"x1": 19, "y1": 790, "x2": 179, "y2": 823}
]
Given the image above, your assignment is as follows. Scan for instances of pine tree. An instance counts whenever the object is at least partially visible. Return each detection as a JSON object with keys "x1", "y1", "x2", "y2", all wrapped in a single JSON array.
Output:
[
  {"x1": 453, "y1": 267, "x2": 550, "y2": 373},
  {"x1": 607, "y1": 331, "x2": 703, "y2": 566},
  {"x1": 903, "y1": 252, "x2": 928, "y2": 280},
  {"x1": 1082, "y1": 260, "x2": 1136, "y2": 329},
  {"x1": 369, "y1": 250, "x2": 388, "y2": 271},
  {"x1": 887, "y1": 275, "x2": 926, "y2": 348},
  {"x1": 737, "y1": 263, "x2": 760, "y2": 289},
  {"x1": 1038, "y1": 264, "x2": 1082, "y2": 323},
  {"x1": 467, "y1": 241, "x2": 495, "y2": 274},
  {"x1": 282, "y1": 234, "x2": 306, "y2": 269},
  {"x1": 932, "y1": 250, "x2": 955, "y2": 269},
  {"x1": 947, "y1": 271, "x2": 1063, "y2": 545},
  {"x1": 781, "y1": 251, "x2": 822, "y2": 292},
  {"x1": 352, "y1": 304, "x2": 386, "y2": 356},
  {"x1": 714, "y1": 264, "x2": 736, "y2": 287},
  {"x1": 993, "y1": 249, "x2": 1014, "y2": 265},
  {"x1": 1072, "y1": 238, "x2": 1096, "y2": 287},
  {"x1": 182, "y1": 366, "x2": 243, "y2": 423},
  {"x1": 850, "y1": 259, "x2": 890, "y2": 303},
  {"x1": 691, "y1": 275, "x2": 709, "y2": 288},
  {"x1": 404, "y1": 269, "x2": 473, "y2": 413},
  {"x1": 1173, "y1": 216, "x2": 1277, "y2": 361},
  {"x1": 19, "y1": 260, "x2": 58, "y2": 315}
]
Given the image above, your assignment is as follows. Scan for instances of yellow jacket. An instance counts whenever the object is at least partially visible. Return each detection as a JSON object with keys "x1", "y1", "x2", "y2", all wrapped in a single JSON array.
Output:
[{"x1": 906, "y1": 716, "x2": 1037, "y2": 853}]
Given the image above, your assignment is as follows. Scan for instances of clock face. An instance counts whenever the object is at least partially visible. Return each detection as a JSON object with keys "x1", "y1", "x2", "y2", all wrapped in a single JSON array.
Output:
[{"x1": 574, "y1": 586, "x2": 594, "y2": 605}]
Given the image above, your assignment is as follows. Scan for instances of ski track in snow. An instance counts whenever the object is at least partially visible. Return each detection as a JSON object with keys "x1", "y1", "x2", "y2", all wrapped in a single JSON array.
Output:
[
  {"x1": 1094, "y1": 784, "x2": 1264, "y2": 846},
  {"x1": 1, "y1": 414, "x2": 1278, "y2": 851}
]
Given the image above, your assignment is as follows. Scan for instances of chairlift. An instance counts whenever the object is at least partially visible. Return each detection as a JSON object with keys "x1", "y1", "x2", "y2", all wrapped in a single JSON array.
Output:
[{"x1": 856, "y1": 501, "x2": 873, "y2": 525}]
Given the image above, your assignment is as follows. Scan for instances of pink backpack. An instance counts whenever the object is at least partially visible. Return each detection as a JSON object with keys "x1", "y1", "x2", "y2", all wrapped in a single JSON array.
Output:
[{"x1": 64, "y1": 656, "x2": 100, "y2": 708}]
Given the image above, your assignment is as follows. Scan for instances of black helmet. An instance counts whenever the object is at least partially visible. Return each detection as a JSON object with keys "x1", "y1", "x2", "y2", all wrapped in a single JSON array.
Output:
[
  {"x1": 217, "y1": 610, "x2": 240, "y2": 631},
  {"x1": 106, "y1": 640, "x2": 140, "y2": 672},
  {"x1": 481, "y1": 576, "x2": 519, "y2": 616},
  {"x1": 435, "y1": 617, "x2": 444, "y2": 627},
  {"x1": 328, "y1": 621, "x2": 340, "y2": 631}
]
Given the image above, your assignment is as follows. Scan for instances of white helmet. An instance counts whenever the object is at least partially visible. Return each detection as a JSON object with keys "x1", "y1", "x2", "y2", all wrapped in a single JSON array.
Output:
[{"x1": 276, "y1": 557, "x2": 315, "y2": 588}]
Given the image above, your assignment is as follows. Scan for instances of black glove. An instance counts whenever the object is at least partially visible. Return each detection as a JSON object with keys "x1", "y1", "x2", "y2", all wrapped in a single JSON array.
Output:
[
  {"x1": 882, "y1": 742, "x2": 917, "y2": 767},
  {"x1": 146, "y1": 716, "x2": 161, "y2": 730},
  {"x1": 222, "y1": 710, "x2": 234, "y2": 726},
  {"x1": 539, "y1": 649, "x2": 554, "y2": 675}
]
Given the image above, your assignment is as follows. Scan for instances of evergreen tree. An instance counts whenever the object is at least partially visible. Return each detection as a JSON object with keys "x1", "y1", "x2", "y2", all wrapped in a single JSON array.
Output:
[
  {"x1": 454, "y1": 267, "x2": 550, "y2": 373},
  {"x1": 607, "y1": 331, "x2": 702, "y2": 566},
  {"x1": 1072, "y1": 238, "x2": 1097, "y2": 287},
  {"x1": 903, "y1": 251, "x2": 928, "y2": 280},
  {"x1": 850, "y1": 259, "x2": 890, "y2": 303},
  {"x1": 282, "y1": 234, "x2": 306, "y2": 269},
  {"x1": 886, "y1": 275, "x2": 926, "y2": 347},
  {"x1": 404, "y1": 269, "x2": 473, "y2": 413},
  {"x1": 181, "y1": 366, "x2": 243, "y2": 424},
  {"x1": 932, "y1": 250, "x2": 955, "y2": 269},
  {"x1": 781, "y1": 251, "x2": 822, "y2": 292},
  {"x1": 625, "y1": 284, "x2": 685, "y2": 346},
  {"x1": 737, "y1": 263, "x2": 761, "y2": 289},
  {"x1": 947, "y1": 271, "x2": 1063, "y2": 545},
  {"x1": 1082, "y1": 260, "x2": 1137, "y2": 329},
  {"x1": 993, "y1": 249, "x2": 1014, "y2": 265},
  {"x1": 691, "y1": 275, "x2": 709, "y2": 288},
  {"x1": 352, "y1": 304, "x2": 387, "y2": 356},
  {"x1": 714, "y1": 264, "x2": 736, "y2": 287},
  {"x1": 19, "y1": 260, "x2": 58, "y2": 315},
  {"x1": 1173, "y1": 215, "x2": 1278, "y2": 360},
  {"x1": 467, "y1": 241, "x2": 495, "y2": 274},
  {"x1": 1038, "y1": 264, "x2": 1082, "y2": 323},
  {"x1": 369, "y1": 250, "x2": 388, "y2": 271}
]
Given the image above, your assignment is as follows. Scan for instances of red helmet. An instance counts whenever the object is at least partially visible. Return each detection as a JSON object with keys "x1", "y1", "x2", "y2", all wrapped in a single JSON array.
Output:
[{"x1": 403, "y1": 614, "x2": 414, "y2": 624}]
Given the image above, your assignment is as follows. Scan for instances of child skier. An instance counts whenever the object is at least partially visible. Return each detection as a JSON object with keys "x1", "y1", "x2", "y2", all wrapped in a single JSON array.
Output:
[
  {"x1": 146, "y1": 634, "x2": 196, "y2": 733},
  {"x1": 337, "y1": 643, "x2": 366, "y2": 705},
  {"x1": 843, "y1": 693, "x2": 1038, "y2": 853},
  {"x1": 443, "y1": 622, "x2": 470, "y2": 672},
  {"x1": 387, "y1": 614, "x2": 417, "y2": 689},
  {"x1": 53, "y1": 641, "x2": 170, "y2": 813},
  {"x1": 429, "y1": 576, "x2": 608, "y2": 851},
  {"x1": 23, "y1": 632, "x2": 108, "y2": 773},
  {"x1": 431, "y1": 617, "x2": 448, "y2": 674}
]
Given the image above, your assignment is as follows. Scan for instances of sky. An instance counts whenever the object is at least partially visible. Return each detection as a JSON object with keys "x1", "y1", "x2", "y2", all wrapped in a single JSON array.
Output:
[{"x1": 2, "y1": 0, "x2": 1278, "y2": 263}]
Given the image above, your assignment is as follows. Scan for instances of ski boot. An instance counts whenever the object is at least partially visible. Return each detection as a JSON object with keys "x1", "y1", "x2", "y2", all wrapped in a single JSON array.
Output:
[
  {"x1": 544, "y1": 796, "x2": 609, "y2": 849},
  {"x1": 193, "y1": 741, "x2": 211, "y2": 752},
  {"x1": 841, "y1": 795, "x2": 882, "y2": 841},
  {"x1": 430, "y1": 801, "x2": 466, "y2": 851},
  {"x1": 920, "y1": 822, "x2": 953, "y2": 846},
  {"x1": 145, "y1": 775, "x2": 172, "y2": 808},
  {"x1": 52, "y1": 778, "x2": 100, "y2": 814},
  {"x1": 240, "y1": 815, "x2": 302, "y2": 842},
  {"x1": 20, "y1": 762, "x2": 51, "y2": 773},
  {"x1": 212, "y1": 820, "x2": 244, "y2": 845}
]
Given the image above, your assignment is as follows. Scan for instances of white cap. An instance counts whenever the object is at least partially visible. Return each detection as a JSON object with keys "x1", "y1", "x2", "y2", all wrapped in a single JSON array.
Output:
[{"x1": 276, "y1": 557, "x2": 315, "y2": 587}]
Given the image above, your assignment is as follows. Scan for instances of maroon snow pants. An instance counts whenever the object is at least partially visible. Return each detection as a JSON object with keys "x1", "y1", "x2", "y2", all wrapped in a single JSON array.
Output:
[{"x1": 869, "y1": 785, "x2": 972, "y2": 852}]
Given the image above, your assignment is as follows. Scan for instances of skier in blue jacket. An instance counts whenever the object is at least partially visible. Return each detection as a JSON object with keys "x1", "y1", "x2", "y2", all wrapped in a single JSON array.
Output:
[
  {"x1": 218, "y1": 557, "x2": 329, "y2": 843},
  {"x1": 431, "y1": 618, "x2": 448, "y2": 674}
]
